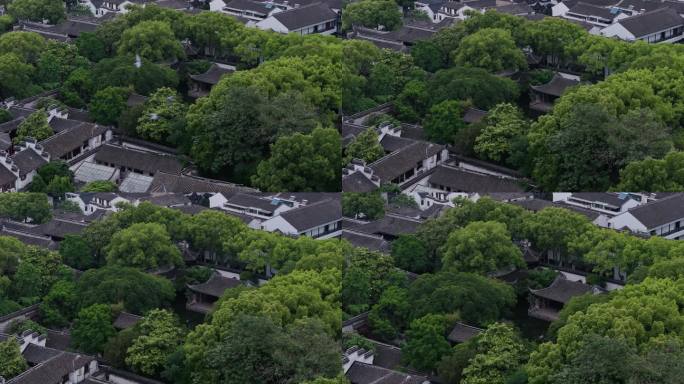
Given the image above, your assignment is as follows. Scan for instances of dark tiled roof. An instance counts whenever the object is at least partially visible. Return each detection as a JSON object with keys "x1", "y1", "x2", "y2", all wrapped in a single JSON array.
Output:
[
  {"x1": 7, "y1": 349, "x2": 94, "y2": 384},
  {"x1": 342, "y1": 171, "x2": 378, "y2": 193},
  {"x1": 45, "y1": 329, "x2": 71, "y2": 350},
  {"x1": 350, "y1": 215, "x2": 422, "y2": 238},
  {"x1": 22, "y1": 343, "x2": 60, "y2": 365},
  {"x1": 447, "y1": 322, "x2": 484, "y2": 343},
  {"x1": 126, "y1": 93, "x2": 148, "y2": 107},
  {"x1": 569, "y1": 192, "x2": 627, "y2": 207},
  {"x1": 495, "y1": 2, "x2": 533, "y2": 13},
  {"x1": 530, "y1": 275, "x2": 594, "y2": 304},
  {"x1": 189, "y1": 63, "x2": 235, "y2": 85},
  {"x1": 0, "y1": 132, "x2": 11, "y2": 151},
  {"x1": 530, "y1": 73, "x2": 580, "y2": 97},
  {"x1": 342, "y1": 229, "x2": 391, "y2": 253},
  {"x1": 49, "y1": 118, "x2": 83, "y2": 133},
  {"x1": 567, "y1": 2, "x2": 615, "y2": 19},
  {"x1": 271, "y1": 3, "x2": 337, "y2": 30},
  {"x1": 41, "y1": 122, "x2": 108, "y2": 159},
  {"x1": 187, "y1": 272, "x2": 241, "y2": 297},
  {"x1": 94, "y1": 144, "x2": 183, "y2": 174},
  {"x1": 618, "y1": 7, "x2": 684, "y2": 38},
  {"x1": 31, "y1": 218, "x2": 87, "y2": 239},
  {"x1": 626, "y1": 194, "x2": 684, "y2": 229},
  {"x1": 0, "y1": 227, "x2": 57, "y2": 250},
  {"x1": 148, "y1": 171, "x2": 255, "y2": 195},
  {"x1": 113, "y1": 312, "x2": 143, "y2": 330},
  {"x1": 279, "y1": 198, "x2": 341, "y2": 232},
  {"x1": 370, "y1": 141, "x2": 444, "y2": 183},
  {"x1": 139, "y1": 193, "x2": 191, "y2": 207},
  {"x1": 226, "y1": 193, "x2": 277, "y2": 213},
  {"x1": 0, "y1": 163, "x2": 17, "y2": 187},
  {"x1": 11, "y1": 148, "x2": 48, "y2": 176},
  {"x1": 462, "y1": 107, "x2": 487, "y2": 124},
  {"x1": 379, "y1": 135, "x2": 414, "y2": 153},
  {"x1": 223, "y1": 0, "x2": 272, "y2": 14},
  {"x1": 428, "y1": 165, "x2": 525, "y2": 193},
  {"x1": 346, "y1": 361, "x2": 428, "y2": 384}
]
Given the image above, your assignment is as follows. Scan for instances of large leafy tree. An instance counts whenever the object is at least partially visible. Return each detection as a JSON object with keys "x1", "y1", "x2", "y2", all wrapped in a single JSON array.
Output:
[
  {"x1": 14, "y1": 110, "x2": 53, "y2": 144},
  {"x1": 442, "y1": 221, "x2": 525, "y2": 275},
  {"x1": 7, "y1": 0, "x2": 65, "y2": 24},
  {"x1": 423, "y1": 100, "x2": 465, "y2": 144},
  {"x1": 0, "y1": 31, "x2": 46, "y2": 64},
  {"x1": 0, "y1": 338, "x2": 27, "y2": 379},
  {"x1": 89, "y1": 86, "x2": 130, "y2": 125},
  {"x1": 117, "y1": 20, "x2": 184, "y2": 62},
  {"x1": 617, "y1": 151, "x2": 684, "y2": 191},
  {"x1": 105, "y1": 222, "x2": 183, "y2": 270},
  {"x1": 0, "y1": 53, "x2": 34, "y2": 99},
  {"x1": 344, "y1": 127, "x2": 384, "y2": 165},
  {"x1": 184, "y1": 269, "x2": 341, "y2": 382},
  {"x1": 342, "y1": 0, "x2": 403, "y2": 31},
  {"x1": 342, "y1": 192, "x2": 384, "y2": 220},
  {"x1": 461, "y1": 323, "x2": 527, "y2": 384},
  {"x1": 72, "y1": 304, "x2": 116, "y2": 354},
  {"x1": 0, "y1": 193, "x2": 51, "y2": 223},
  {"x1": 527, "y1": 278, "x2": 684, "y2": 383},
  {"x1": 136, "y1": 87, "x2": 187, "y2": 144},
  {"x1": 391, "y1": 234, "x2": 434, "y2": 274},
  {"x1": 453, "y1": 28, "x2": 526, "y2": 72},
  {"x1": 368, "y1": 285, "x2": 410, "y2": 341},
  {"x1": 39, "y1": 280, "x2": 78, "y2": 328},
  {"x1": 59, "y1": 234, "x2": 94, "y2": 270},
  {"x1": 428, "y1": 67, "x2": 519, "y2": 110},
  {"x1": 126, "y1": 309, "x2": 185, "y2": 376},
  {"x1": 251, "y1": 127, "x2": 341, "y2": 192},
  {"x1": 474, "y1": 103, "x2": 527, "y2": 163},
  {"x1": 407, "y1": 270, "x2": 515, "y2": 326},
  {"x1": 77, "y1": 266, "x2": 175, "y2": 314},
  {"x1": 201, "y1": 315, "x2": 340, "y2": 384},
  {"x1": 403, "y1": 314, "x2": 453, "y2": 373}
]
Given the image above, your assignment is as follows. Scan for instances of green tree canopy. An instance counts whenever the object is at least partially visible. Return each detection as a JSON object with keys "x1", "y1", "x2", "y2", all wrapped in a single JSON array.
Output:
[
  {"x1": 0, "y1": 338, "x2": 27, "y2": 379},
  {"x1": 136, "y1": 87, "x2": 187, "y2": 144},
  {"x1": 14, "y1": 109, "x2": 53, "y2": 144},
  {"x1": 252, "y1": 127, "x2": 341, "y2": 192},
  {"x1": 89, "y1": 86, "x2": 130, "y2": 125},
  {"x1": 126, "y1": 309, "x2": 185, "y2": 376},
  {"x1": 342, "y1": 192, "x2": 384, "y2": 220},
  {"x1": 7, "y1": 0, "x2": 65, "y2": 24},
  {"x1": 105, "y1": 222, "x2": 183, "y2": 270},
  {"x1": 72, "y1": 303, "x2": 116, "y2": 354},
  {"x1": 342, "y1": 0, "x2": 403, "y2": 31},
  {"x1": 443, "y1": 221, "x2": 525, "y2": 274},
  {"x1": 423, "y1": 100, "x2": 466, "y2": 144},
  {"x1": 453, "y1": 28, "x2": 527, "y2": 72},
  {"x1": 117, "y1": 20, "x2": 184, "y2": 62},
  {"x1": 344, "y1": 127, "x2": 385, "y2": 165},
  {"x1": 474, "y1": 103, "x2": 527, "y2": 163}
]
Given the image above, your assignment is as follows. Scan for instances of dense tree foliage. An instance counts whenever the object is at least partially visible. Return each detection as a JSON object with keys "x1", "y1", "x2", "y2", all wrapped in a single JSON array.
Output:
[
  {"x1": 105, "y1": 222, "x2": 183, "y2": 270},
  {"x1": 0, "y1": 338, "x2": 27, "y2": 379},
  {"x1": 342, "y1": 0, "x2": 403, "y2": 31},
  {"x1": 72, "y1": 303, "x2": 116, "y2": 354},
  {"x1": 342, "y1": 192, "x2": 384, "y2": 220}
]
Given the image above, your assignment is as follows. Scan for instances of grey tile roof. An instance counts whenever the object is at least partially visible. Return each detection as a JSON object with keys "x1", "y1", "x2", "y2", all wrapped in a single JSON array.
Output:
[
  {"x1": 41, "y1": 122, "x2": 108, "y2": 159},
  {"x1": 530, "y1": 275, "x2": 594, "y2": 304},
  {"x1": 569, "y1": 192, "x2": 627, "y2": 207},
  {"x1": 31, "y1": 218, "x2": 87, "y2": 239},
  {"x1": 226, "y1": 193, "x2": 277, "y2": 213},
  {"x1": 271, "y1": 2, "x2": 337, "y2": 30},
  {"x1": 279, "y1": 198, "x2": 341, "y2": 232},
  {"x1": 342, "y1": 171, "x2": 378, "y2": 193},
  {"x1": 462, "y1": 107, "x2": 487, "y2": 124},
  {"x1": 567, "y1": 2, "x2": 615, "y2": 19},
  {"x1": 11, "y1": 148, "x2": 48, "y2": 176},
  {"x1": 428, "y1": 165, "x2": 525, "y2": 193},
  {"x1": 511, "y1": 199, "x2": 601, "y2": 221},
  {"x1": 370, "y1": 141, "x2": 444, "y2": 183},
  {"x1": 447, "y1": 322, "x2": 484, "y2": 343},
  {"x1": 0, "y1": 228, "x2": 58, "y2": 250},
  {"x1": 113, "y1": 311, "x2": 143, "y2": 330},
  {"x1": 189, "y1": 63, "x2": 235, "y2": 85},
  {"x1": 187, "y1": 272, "x2": 241, "y2": 297},
  {"x1": 342, "y1": 229, "x2": 391, "y2": 253},
  {"x1": 7, "y1": 348, "x2": 94, "y2": 384},
  {"x1": 626, "y1": 193, "x2": 684, "y2": 229},
  {"x1": 148, "y1": 171, "x2": 256, "y2": 195},
  {"x1": 94, "y1": 144, "x2": 183, "y2": 175},
  {"x1": 531, "y1": 73, "x2": 580, "y2": 97},
  {"x1": 0, "y1": 163, "x2": 17, "y2": 187},
  {"x1": 346, "y1": 361, "x2": 428, "y2": 384},
  {"x1": 618, "y1": 7, "x2": 684, "y2": 37},
  {"x1": 223, "y1": 0, "x2": 273, "y2": 14},
  {"x1": 350, "y1": 214, "x2": 423, "y2": 238}
]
